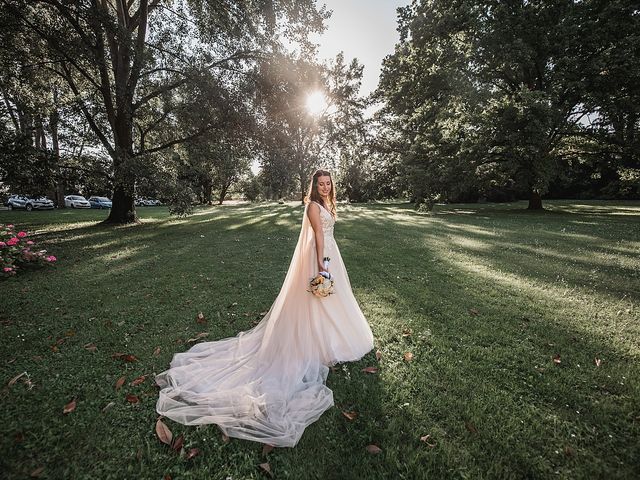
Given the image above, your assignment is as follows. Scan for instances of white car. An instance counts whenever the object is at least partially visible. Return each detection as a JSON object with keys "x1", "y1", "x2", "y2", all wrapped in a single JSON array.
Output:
[{"x1": 64, "y1": 195, "x2": 91, "y2": 208}]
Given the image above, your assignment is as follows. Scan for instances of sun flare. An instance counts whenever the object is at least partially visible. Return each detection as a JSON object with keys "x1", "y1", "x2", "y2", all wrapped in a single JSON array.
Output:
[{"x1": 306, "y1": 91, "x2": 327, "y2": 116}]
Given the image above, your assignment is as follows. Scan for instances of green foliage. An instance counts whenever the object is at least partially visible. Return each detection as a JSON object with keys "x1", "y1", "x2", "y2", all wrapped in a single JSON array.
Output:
[{"x1": 375, "y1": 0, "x2": 640, "y2": 207}]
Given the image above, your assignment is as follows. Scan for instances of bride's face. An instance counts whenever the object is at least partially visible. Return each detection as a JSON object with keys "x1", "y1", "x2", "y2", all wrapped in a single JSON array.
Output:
[{"x1": 316, "y1": 176, "x2": 331, "y2": 198}]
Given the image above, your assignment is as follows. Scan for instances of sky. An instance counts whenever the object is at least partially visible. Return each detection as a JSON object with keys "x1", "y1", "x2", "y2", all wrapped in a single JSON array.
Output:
[{"x1": 311, "y1": 0, "x2": 411, "y2": 96}]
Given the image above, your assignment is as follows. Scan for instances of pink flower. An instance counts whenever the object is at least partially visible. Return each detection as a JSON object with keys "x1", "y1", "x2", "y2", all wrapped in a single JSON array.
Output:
[
  {"x1": 26, "y1": 241, "x2": 34, "y2": 245},
  {"x1": 46, "y1": 255, "x2": 57, "y2": 262},
  {"x1": 6, "y1": 238, "x2": 18, "y2": 246},
  {"x1": 17, "y1": 231, "x2": 27, "y2": 238},
  {"x1": 7, "y1": 224, "x2": 14, "y2": 228},
  {"x1": 0, "y1": 242, "x2": 5, "y2": 248},
  {"x1": 3, "y1": 267, "x2": 12, "y2": 272}
]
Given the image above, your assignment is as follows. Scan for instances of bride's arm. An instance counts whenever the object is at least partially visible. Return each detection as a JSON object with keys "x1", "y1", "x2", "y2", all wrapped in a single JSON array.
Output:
[{"x1": 307, "y1": 203, "x2": 327, "y2": 272}]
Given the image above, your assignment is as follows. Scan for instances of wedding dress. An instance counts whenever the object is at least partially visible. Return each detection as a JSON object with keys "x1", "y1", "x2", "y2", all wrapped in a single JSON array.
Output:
[{"x1": 154, "y1": 201, "x2": 374, "y2": 447}]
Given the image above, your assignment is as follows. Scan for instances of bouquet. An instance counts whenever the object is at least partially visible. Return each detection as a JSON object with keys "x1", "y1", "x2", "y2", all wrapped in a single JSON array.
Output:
[{"x1": 308, "y1": 256, "x2": 335, "y2": 297}]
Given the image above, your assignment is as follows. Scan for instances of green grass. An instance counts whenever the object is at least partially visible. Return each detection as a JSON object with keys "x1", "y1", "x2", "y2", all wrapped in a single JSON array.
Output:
[{"x1": 1, "y1": 200, "x2": 639, "y2": 479}]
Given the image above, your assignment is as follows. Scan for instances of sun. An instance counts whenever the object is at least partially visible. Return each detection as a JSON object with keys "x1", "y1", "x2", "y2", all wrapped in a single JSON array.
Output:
[{"x1": 306, "y1": 91, "x2": 327, "y2": 116}]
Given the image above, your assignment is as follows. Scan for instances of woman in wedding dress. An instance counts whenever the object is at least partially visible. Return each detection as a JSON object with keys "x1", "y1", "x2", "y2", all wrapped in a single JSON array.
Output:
[{"x1": 155, "y1": 169, "x2": 374, "y2": 448}]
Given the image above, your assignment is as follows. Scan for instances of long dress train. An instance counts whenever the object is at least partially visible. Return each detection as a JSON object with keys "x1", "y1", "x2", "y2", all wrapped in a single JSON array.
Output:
[{"x1": 154, "y1": 202, "x2": 374, "y2": 447}]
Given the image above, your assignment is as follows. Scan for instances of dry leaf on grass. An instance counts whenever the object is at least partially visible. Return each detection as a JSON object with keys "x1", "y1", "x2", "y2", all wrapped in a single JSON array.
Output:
[
  {"x1": 552, "y1": 354, "x2": 561, "y2": 364},
  {"x1": 30, "y1": 466, "x2": 45, "y2": 477},
  {"x1": 420, "y1": 434, "x2": 436, "y2": 448},
  {"x1": 465, "y1": 421, "x2": 478, "y2": 434},
  {"x1": 342, "y1": 411, "x2": 358, "y2": 421},
  {"x1": 375, "y1": 350, "x2": 382, "y2": 361},
  {"x1": 83, "y1": 343, "x2": 97, "y2": 352},
  {"x1": 63, "y1": 398, "x2": 76, "y2": 414},
  {"x1": 594, "y1": 357, "x2": 602, "y2": 367},
  {"x1": 196, "y1": 312, "x2": 207, "y2": 324},
  {"x1": 7, "y1": 371, "x2": 27, "y2": 386},
  {"x1": 115, "y1": 376, "x2": 126, "y2": 391},
  {"x1": 186, "y1": 332, "x2": 209, "y2": 343},
  {"x1": 262, "y1": 444, "x2": 275, "y2": 455},
  {"x1": 156, "y1": 418, "x2": 173, "y2": 445},
  {"x1": 186, "y1": 448, "x2": 200, "y2": 459},
  {"x1": 172, "y1": 434, "x2": 184, "y2": 452},
  {"x1": 366, "y1": 444, "x2": 382, "y2": 454},
  {"x1": 403, "y1": 352, "x2": 414, "y2": 362},
  {"x1": 258, "y1": 462, "x2": 273, "y2": 478},
  {"x1": 131, "y1": 375, "x2": 146, "y2": 386},
  {"x1": 153, "y1": 346, "x2": 161, "y2": 356},
  {"x1": 362, "y1": 366, "x2": 379, "y2": 374},
  {"x1": 126, "y1": 394, "x2": 140, "y2": 404}
]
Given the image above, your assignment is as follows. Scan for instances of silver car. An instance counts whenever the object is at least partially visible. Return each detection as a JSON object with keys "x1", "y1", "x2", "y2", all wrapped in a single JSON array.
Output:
[{"x1": 6, "y1": 195, "x2": 55, "y2": 211}]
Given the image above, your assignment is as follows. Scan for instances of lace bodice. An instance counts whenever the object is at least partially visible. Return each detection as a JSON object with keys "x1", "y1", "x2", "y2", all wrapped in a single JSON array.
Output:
[{"x1": 311, "y1": 201, "x2": 335, "y2": 241}]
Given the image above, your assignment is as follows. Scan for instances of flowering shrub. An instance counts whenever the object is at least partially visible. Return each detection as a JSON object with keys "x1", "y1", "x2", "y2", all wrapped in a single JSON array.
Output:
[{"x1": 0, "y1": 224, "x2": 57, "y2": 277}]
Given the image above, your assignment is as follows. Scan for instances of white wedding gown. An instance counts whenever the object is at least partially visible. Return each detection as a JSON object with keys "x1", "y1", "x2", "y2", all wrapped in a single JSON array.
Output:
[{"x1": 154, "y1": 201, "x2": 374, "y2": 447}]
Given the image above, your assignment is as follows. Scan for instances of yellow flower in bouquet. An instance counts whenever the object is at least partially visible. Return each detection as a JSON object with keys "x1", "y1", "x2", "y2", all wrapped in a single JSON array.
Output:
[{"x1": 308, "y1": 257, "x2": 335, "y2": 297}]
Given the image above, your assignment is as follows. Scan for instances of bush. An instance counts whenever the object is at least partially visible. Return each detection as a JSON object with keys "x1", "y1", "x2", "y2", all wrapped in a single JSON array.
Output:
[{"x1": 0, "y1": 224, "x2": 57, "y2": 277}]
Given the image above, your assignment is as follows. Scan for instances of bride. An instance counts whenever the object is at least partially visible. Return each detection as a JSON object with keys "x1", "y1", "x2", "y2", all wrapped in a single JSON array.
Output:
[{"x1": 155, "y1": 169, "x2": 374, "y2": 448}]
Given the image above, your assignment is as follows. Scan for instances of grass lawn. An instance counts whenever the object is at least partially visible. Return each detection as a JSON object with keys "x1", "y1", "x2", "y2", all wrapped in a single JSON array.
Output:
[{"x1": 1, "y1": 200, "x2": 639, "y2": 479}]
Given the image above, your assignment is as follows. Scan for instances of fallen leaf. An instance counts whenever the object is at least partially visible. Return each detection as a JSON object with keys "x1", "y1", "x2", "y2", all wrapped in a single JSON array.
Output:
[
  {"x1": 131, "y1": 375, "x2": 147, "y2": 386},
  {"x1": 63, "y1": 398, "x2": 76, "y2": 414},
  {"x1": 403, "y1": 352, "x2": 414, "y2": 362},
  {"x1": 564, "y1": 445, "x2": 575, "y2": 457},
  {"x1": 102, "y1": 401, "x2": 115, "y2": 412},
  {"x1": 164, "y1": 475, "x2": 172, "y2": 480},
  {"x1": 196, "y1": 312, "x2": 206, "y2": 324},
  {"x1": 221, "y1": 431, "x2": 230, "y2": 443},
  {"x1": 227, "y1": 302, "x2": 238, "y2": 308},
  {"x1": 552, "y1": 354, "x2": 561, "y2": 364},
  {"x1": 112, "y1": 352, "x2": 138, "y2": 362},
  {"x1": 258, "y1": 462, "x2": 273, "y2": 477},
  {"x1": 14, "y1": 432, "x2": 24, "y2": 443},
  {"x1": 66, "y1": 330, "x2": 75, "y2": 337},
  {"x1": 126, "y1": 394, "x2": 140, "y2": 404},
  {"x1": 401, "y1": 328, "x2": 412, "y2": 337},
  {"x1": 366, "y1": 444, "x2": 382, "y2": 454},
  {"x1": 115, "y1": 376, "x2": 126, "y2": 391},
  {"x1": 186, "y1": 332, "x2": 209, "y2": 343},
  {"x1": 30, "y1": 466, "x2": 45, "y2": 477},
  {"x1": 83, "y1": 343, "x2": 97, "y2": 352},
  {"x1": 262, "y1": 444, "x2": 275, "y2": 455},
  {"x1": 362, "y1": 366, "x2": 379, "y2": 374},
  {"x1": 465, "y1": 421, "x2": 478, "y2": 434},
  {"x1": 172, "y1": 434, "x2": 184, "y2": 452},
  {"x1": 342, "y1": 411, "x2": 358, "y2": 421},
  {"x1": 153, "y1": 346, "x2": 161, "y2": 356},
  {"x1": 375, "y1": 350, "x2": 382, "y2": 361},
  {"x1": 420, "y1": 434, "x2": 436, "y2": 448},
  {"x1": 8, "y1": 371, "x2": 27, "y2": 386},
  {"x1": 469, "y1": 308, "x2": 479, "y2": 316},
  {"x1": 186, "y1": 448, "x2": 200, "y2": 459},
  {"x1": 156, "y1": 418, "x2": 173, "y2": 445},
  {"x1": 594, "y1": 357, "x2": 602, "y2": 367}
]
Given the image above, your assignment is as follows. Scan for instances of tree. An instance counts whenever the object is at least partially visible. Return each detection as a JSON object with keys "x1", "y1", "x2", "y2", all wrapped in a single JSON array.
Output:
[
  {"x1": 257, "y1": 52, "x2": 366, "y2": 201},
  {"x1": 4, "y1": 0, "x2": 327, "y2": 223},
  {"x1": 376, "y1": 0, "x2": 639, "y2": 209}
]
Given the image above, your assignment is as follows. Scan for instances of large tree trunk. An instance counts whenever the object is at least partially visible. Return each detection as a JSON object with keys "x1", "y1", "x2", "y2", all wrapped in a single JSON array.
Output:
[
  {"x1": 527, "y1": 190, "x2": 543, "y2": 210},
  {"x1": 106, "y1": 179, "x2": 136, "y2": 223},
  {"x1": 218, "y1": 181, "x2": 231, "y2": 205}
]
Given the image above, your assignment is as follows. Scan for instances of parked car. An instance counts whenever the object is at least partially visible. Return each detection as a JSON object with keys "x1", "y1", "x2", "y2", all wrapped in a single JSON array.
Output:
[
  {"x1": 146, "y1": 198, "x2": 162, "y2": 206},
  {"x1": 6, "y1": 195, "x2": 55, "y2": 211},
  {"x1": 88, "y1": 196, "x2": 112, "y2": 209},
  {"x1": 64, "y1": 195, "x2": 91, "y2": 208}
]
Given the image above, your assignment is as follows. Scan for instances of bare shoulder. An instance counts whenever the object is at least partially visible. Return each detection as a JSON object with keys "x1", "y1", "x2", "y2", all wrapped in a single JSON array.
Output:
[{"x1": 307, "y1": 201, "x2": 321, "y2": 221}]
